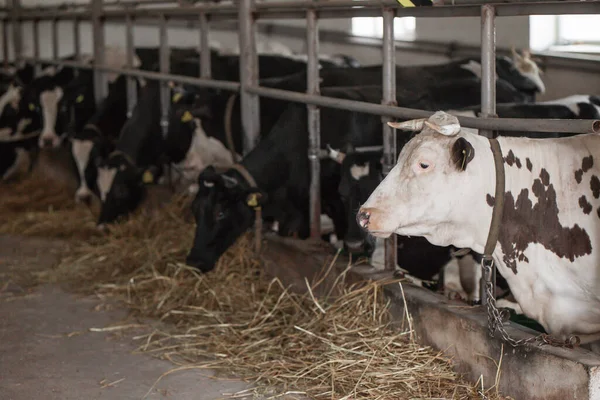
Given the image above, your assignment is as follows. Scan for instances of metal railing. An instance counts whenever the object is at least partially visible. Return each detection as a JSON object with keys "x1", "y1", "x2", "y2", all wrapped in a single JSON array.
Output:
[{"x1": 2, "y1": 0, "x2": 600, "y2": 306}]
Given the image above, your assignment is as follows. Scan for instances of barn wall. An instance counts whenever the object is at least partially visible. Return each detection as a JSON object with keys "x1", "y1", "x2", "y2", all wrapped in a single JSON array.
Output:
[{"x1": 5, "y1": 0, "x2": 600, "y2": 101}]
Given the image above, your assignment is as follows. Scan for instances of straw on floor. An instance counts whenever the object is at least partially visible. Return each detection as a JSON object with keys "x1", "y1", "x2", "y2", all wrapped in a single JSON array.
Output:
[{"x1": 2, "y1": 175, "x2": 510, "y2": 399}]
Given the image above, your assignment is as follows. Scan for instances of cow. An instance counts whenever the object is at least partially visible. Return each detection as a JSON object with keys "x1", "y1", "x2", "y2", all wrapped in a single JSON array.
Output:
[
  {"x1": 357, "y1": 110, "x2": 600, "y2": 344},
  {"x1": 95, "y1": 80, "x2": 165, "y2": 228},
  {"x1": 71, "y1": 74, "x2": 145, "y2": 204},
  {"x1": 0, "y1": 132, "x2": 38, "y2": 182}
]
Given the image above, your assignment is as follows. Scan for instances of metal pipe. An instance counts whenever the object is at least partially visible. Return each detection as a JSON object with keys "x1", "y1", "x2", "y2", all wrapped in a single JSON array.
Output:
[
  {"x1": 73, "y1": 18, "x2": 80, "y2": 61},
  {"x1": 159, "y1": 13, "x2": 170, "y2": 138},
  {"x1": 238, "y1": 0, "x2": 260, "y2": 154},
  {"x1": 479, "y1": 4, "x2": 497, "y2": 308},
  {"x1": 125, "y1": 12, "x2": 137, "y2": 118},
  {"x1": 10, "y1": 0, "x2": 22, "y2": 64},
  {"x1": 32, "y1": 19, "x2": 39, "y2": 74},
  {"x1": 199, "y1": 12, "x2": 211, "y2": 78},
  {"x1": 247, "y1": 85, "x2": 600, "y2": 134},
  {"x1": 92, "y1": 0, "x2": 107, "y2": 104},
  {"x1": 2, "y1": 19, "x2": 8, "y2": 68},
  {"x1": 382, "y1": 7, "x2": 397, "y2": 272},
  {"x1": 306, "y1": 7, "x2": 321, "y2": 240},
  {"x1": 52, "y1": 18, "x2": 59, "y2": 60},
  {"x1": 25, "y1": 57, "x2": 240, "y2": 91}
]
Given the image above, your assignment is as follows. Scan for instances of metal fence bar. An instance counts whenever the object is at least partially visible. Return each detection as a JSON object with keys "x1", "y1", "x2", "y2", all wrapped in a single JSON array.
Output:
[
  {"x1": 32, "y1": 19, "x2": 39, "y2": 74},
  {"x1": 25, "y1": 57, "x2": 241, "y2": 91},
  {"x1": 480, "y1": 4, "x2": 497, "y2": 306},
  {"x1": 73, "y1": 18, "x2": 80, "y2": 61},
  {"x1": 199, "y1": 12, "x2": 211, "y2": 78},
  {"x1": 51, "y1": 18, "x2": 59, "y2": 60},
  {"x1": 159, "y1": 13, "x2": 170, "y2": 138},
  {"x1": 92, "y1": 0, "x2": 107, "y2": 104},
  {"x1": 307, "y1": 7, "x2": 321, "y2": 240},
  {"x1": 247, "y1": 85, "x2": 600, "y2": 134},
  {"x1": 382, "y1": 7, "x2": 397, "y2": 272},
  {"x1": 126, "y1": 11, "x2": 137, "y2": 118},
  {"x1": 2, "y1": 18, "x2": 8, "y2": 67},
  {"x1": 238, "y1": 0, "x2": 260, "y2": 154},
  {"x1": 10, "y1": 0, "x2": 21, "y2": 64}
]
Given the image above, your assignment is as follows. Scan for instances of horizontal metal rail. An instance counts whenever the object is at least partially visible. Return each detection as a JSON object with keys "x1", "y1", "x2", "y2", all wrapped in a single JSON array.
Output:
[
  {"x1": 8, "y1": 1, "x2": 600, "y2": 21},
  {"x1": 247, "y1": 85, "x2": 600, "y2": 134},
  {"x1": 24, "y1": 58, "x2": 241, "y2": 92}
]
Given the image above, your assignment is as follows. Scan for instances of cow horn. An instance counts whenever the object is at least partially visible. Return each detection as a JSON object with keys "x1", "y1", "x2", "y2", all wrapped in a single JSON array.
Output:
[
  {"x1": 424, "y1": 120, "x2": 461, "y2": 136},
  {"x1": 511, "y1": 47, "x2": 523, "y2": 61},
  {"x1": 387, "y1": 118, "x2": 426, "y2": 131},
  {"x1": 326, "y1": 144, "x2": 345, "y2": 164}
]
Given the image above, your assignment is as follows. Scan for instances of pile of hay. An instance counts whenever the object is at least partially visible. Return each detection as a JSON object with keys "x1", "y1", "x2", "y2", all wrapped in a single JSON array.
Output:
[{"x1": 3, "y1": 176, "x2": 509, "y2": 399}]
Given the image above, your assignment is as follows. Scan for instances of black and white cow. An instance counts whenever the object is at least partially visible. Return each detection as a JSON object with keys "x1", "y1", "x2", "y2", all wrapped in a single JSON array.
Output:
[
  {"x1": 95, "y1": 80, "x2": 165, "y2": 228},
  {"x1": 71, "y1": 74, "x2": 144, "y2": 203},
  {"x1": 357, "y1": 110, "x2": 600, "y2": 344},
  {"x1": 0, "y1": 133, "x2": 38, "y2": 182}
]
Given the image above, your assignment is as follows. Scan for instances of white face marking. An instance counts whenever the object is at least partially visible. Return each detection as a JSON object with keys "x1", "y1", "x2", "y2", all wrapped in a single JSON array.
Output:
[
  {"x1": 0, "y1": 85, "x2": 20, "y2": 116},
  {"x1": 72, "y1": 139, "x2": 95, "y2": 200},
  {"x1": 38, "y1": 87, "x2": 64, "y2": 148},
  {"x1": 97, "y1": 167, "x2": 117, "y2": 202},
  {"x1": 515, "y1": 58, "x2": 545, "y2": 94},
  {"x1": 2, "y1": 148, "x2": 30, "y2": 181},
  {"x1": 350, "y1": 164, "x2": 370, "y2": 180}
]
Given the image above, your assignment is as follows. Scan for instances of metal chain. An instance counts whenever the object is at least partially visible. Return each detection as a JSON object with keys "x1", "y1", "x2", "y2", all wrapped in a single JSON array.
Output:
[{"x1": 482, "y1": 258, "x2": 580, "y2": 349}]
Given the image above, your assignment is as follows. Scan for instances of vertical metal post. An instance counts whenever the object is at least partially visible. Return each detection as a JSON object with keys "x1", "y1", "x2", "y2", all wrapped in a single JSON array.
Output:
[
  {"x1": 238, "y1": 0, "x2": 260, "y2": 154},
  {"x1": 33, "y1": 19, "x2": 40, "y2": 74},
  {"x1": 480, "y1": 4, "x2": 497, "y2": 306},
  {"x1": 73, "y1": 18, "x2": 81, "y2": 61},
  {"x1": 2, "y1": 19, "x2": 8, "y2": 68},
  {"x1": 307, "y1": 8, "x2": 321, "y2": 239},
  {"x1": 125, "y1": 12, "x2": 137, "y2": 118},
  {"x1": 10, "y1": 0, "x2": 22, "y2": 64},
  {"x1": 92, "y1": 0, "x2": 107, "y2": 104},
  {"x1": 199, "y1": 12, "x2": 211, "y2": 79},
  {"x1": 159, "y1": 13, "x2": 170, "y2": 138},
  {"x1": 51, "y1": 18, "x2": 59, "y2": 60},
  {"x1": 382, "y1": 8, "x2": 397, "y2": 271}
]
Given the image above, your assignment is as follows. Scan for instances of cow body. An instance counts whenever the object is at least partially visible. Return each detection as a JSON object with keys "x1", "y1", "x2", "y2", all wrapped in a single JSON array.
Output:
[{"x1": 358, "y1": 111, "x2": 600, "y2": 342}]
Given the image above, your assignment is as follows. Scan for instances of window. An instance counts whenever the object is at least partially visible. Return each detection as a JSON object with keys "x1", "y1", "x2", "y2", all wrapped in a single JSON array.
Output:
[
  {"x1": 351, "y1": 17, "x2": 416, "y2": 41},
  {"x1": 530, "y1": 15, "x2": 600, "y2": 53}
]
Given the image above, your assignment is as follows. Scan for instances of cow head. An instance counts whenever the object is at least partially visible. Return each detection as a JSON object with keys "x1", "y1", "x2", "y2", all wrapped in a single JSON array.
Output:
[
  {"x1": 96, "y1": 152, "x2": 160, "y2": 228},
  {"x1": 357, "y1": 111, "x2": 490, "y2": 251},
  {"x1": 496, "y1": 50, "x2": 545, "y2": 99},
  {"x1": 72, "y1": 127, "x2": 115, "y2": 204},
  {"x1": 186, "y1": 166, "x2": 266, "y2": 272},
  {"x1": 327, "y1": 143, "x2": 383, "y2": 254},
  {"x1": 30, "y1": 67, "x2": 75, "y2": 148}
]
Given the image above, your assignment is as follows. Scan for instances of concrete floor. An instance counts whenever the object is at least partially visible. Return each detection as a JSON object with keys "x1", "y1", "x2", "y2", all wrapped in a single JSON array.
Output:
[{"x1": 0, "y1": 236, "x2": 280, "y2": 400}]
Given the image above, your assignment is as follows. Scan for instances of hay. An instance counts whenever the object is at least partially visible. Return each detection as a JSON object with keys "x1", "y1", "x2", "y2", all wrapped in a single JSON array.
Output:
[{"x1": 3, "y1": 175, "x2": 509, "y2": 399}]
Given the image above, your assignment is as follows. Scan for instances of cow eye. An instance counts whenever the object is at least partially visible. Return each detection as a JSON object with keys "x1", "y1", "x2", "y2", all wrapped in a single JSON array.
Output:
[{"x1": 419, "y1": 162, "x2": 429, "y2": 169}]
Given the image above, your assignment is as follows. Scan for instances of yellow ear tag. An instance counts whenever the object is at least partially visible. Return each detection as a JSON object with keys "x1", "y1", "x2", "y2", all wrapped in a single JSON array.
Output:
[
  {"x1": 172, "y1": 92, "x2": 183, "y2": 103},
  {"x1": 181, "y1": 111, "x2": 193, "y2": 123},
  {"x1": 28, "y1": 103, "x2": 35, "y2": 111},
  {"x1": 76, "y1": 94, "x2": 84, "y2": 103},
  {"x1": 142, "y1": 170, "x2": 154, "y2": 184},
  {"x1": 247, "y1": 193, "x2": 259, "y2": 209}
]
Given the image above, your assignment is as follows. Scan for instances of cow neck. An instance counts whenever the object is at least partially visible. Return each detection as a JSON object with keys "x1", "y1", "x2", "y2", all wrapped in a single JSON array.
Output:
[{"x1": 483, "y1": 137, "x2": 506, "y2": 259}]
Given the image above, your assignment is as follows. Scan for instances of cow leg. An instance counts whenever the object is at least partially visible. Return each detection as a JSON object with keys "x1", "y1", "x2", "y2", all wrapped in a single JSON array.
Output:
[
  {"x1": 456, "y1": 253, "x2": 481, "y2": 303},
  {"x1": 442, "y1": 258, "x2": 469, "y2": 301}
]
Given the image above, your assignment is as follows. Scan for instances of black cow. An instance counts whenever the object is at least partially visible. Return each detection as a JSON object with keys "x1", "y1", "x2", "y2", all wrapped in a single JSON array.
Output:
[{"x1": 71, "y1": 74, "x2": 143, "y2": 203}]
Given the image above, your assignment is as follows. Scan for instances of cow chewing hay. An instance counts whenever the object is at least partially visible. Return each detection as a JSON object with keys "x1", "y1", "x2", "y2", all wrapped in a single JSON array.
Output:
[{"x1": 1, "y1": 176, "x2": 511, "y2": 400}]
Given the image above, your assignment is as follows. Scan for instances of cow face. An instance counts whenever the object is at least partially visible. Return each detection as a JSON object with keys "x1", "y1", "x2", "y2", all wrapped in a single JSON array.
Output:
[
  {"x1": 357, "y1": 111, "x2": 485, "y2": 249},
  {"x1": 72, "y1": 128, "x2": 115, "y2": 204},
  {"x1": 30, "y1": 68, "x2": 75, "y2": 148},
  {"x1": 496, "y1": 51, "x2": 545, "y2": 100},
  {"x1": 96, "y1": 153, "x2": 155, "y2": 227},
  {"x1": 329, "y1": 145, "x2": 383, "y2": 254},
  {"x1": 186, "y1": 166, "x2": 265, "y2": 272}
]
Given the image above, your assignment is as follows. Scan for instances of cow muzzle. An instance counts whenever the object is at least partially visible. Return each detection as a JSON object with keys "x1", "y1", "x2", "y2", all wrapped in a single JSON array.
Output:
[
  {"x1": 356, "y1": 207, "x2": 392, "y2": 238},
  {"x1": 38, "y1": 132, "x2": 61, "y2": 148},
  {"x1": 356, "y1": 209, "x2": 372, "y2": 230},
  {"x1": 75, "y1": 187, "x2": 93, "y2": 205}
]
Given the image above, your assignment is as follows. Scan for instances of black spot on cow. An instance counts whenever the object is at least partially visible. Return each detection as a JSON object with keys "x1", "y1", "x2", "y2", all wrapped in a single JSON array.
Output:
[
  {"x1": 504, "y1": 150, "x2": 516, "y2": 167},
  {"x1": 526, "y1": 158, "x2": 532, "y2": 172},
  {"x1": 597, "y1": 207, "x2": 600, "y2": 220},
  {"x1": 579, "y1": 195, "x2": 593, "y2": 215},
  {"x1": 486, "y1": 194, "x2": 495, "y2": 207},
  {"x1": 499, "y1": 173, "x2": 592, "y2": 274},
  {"x1": 575, "y1": 169, "x2": 584, "y2": 184},
  {"x1": 515, "y1": 157, "x2": 522, "y2": 169},
  {"x1": 582, "y1": 156, "x2": 594, "y2": 172},
  {"x1": 590, "y1": 175, "x2": 600, "y2": 199}
]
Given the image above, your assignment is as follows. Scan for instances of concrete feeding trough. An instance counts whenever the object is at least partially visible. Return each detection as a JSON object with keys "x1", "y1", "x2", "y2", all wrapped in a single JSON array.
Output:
[{"x1": 260, "y1": 235, "x2": 600, "y2": 400}]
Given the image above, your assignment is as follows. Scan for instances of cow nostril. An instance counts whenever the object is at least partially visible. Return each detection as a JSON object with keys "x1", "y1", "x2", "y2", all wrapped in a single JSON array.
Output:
[{"x1": 356, "y1": 210, "x2": 371, "y2": 229}]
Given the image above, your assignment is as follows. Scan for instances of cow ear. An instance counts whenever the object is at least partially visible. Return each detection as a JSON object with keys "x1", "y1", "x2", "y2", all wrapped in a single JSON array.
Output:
[
  {"x1": 141, "y1": 165, "x2": 160, "y2": 185},
  {"x1": 451, "y1": 137, "x2": 475, "y2": 171}
]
